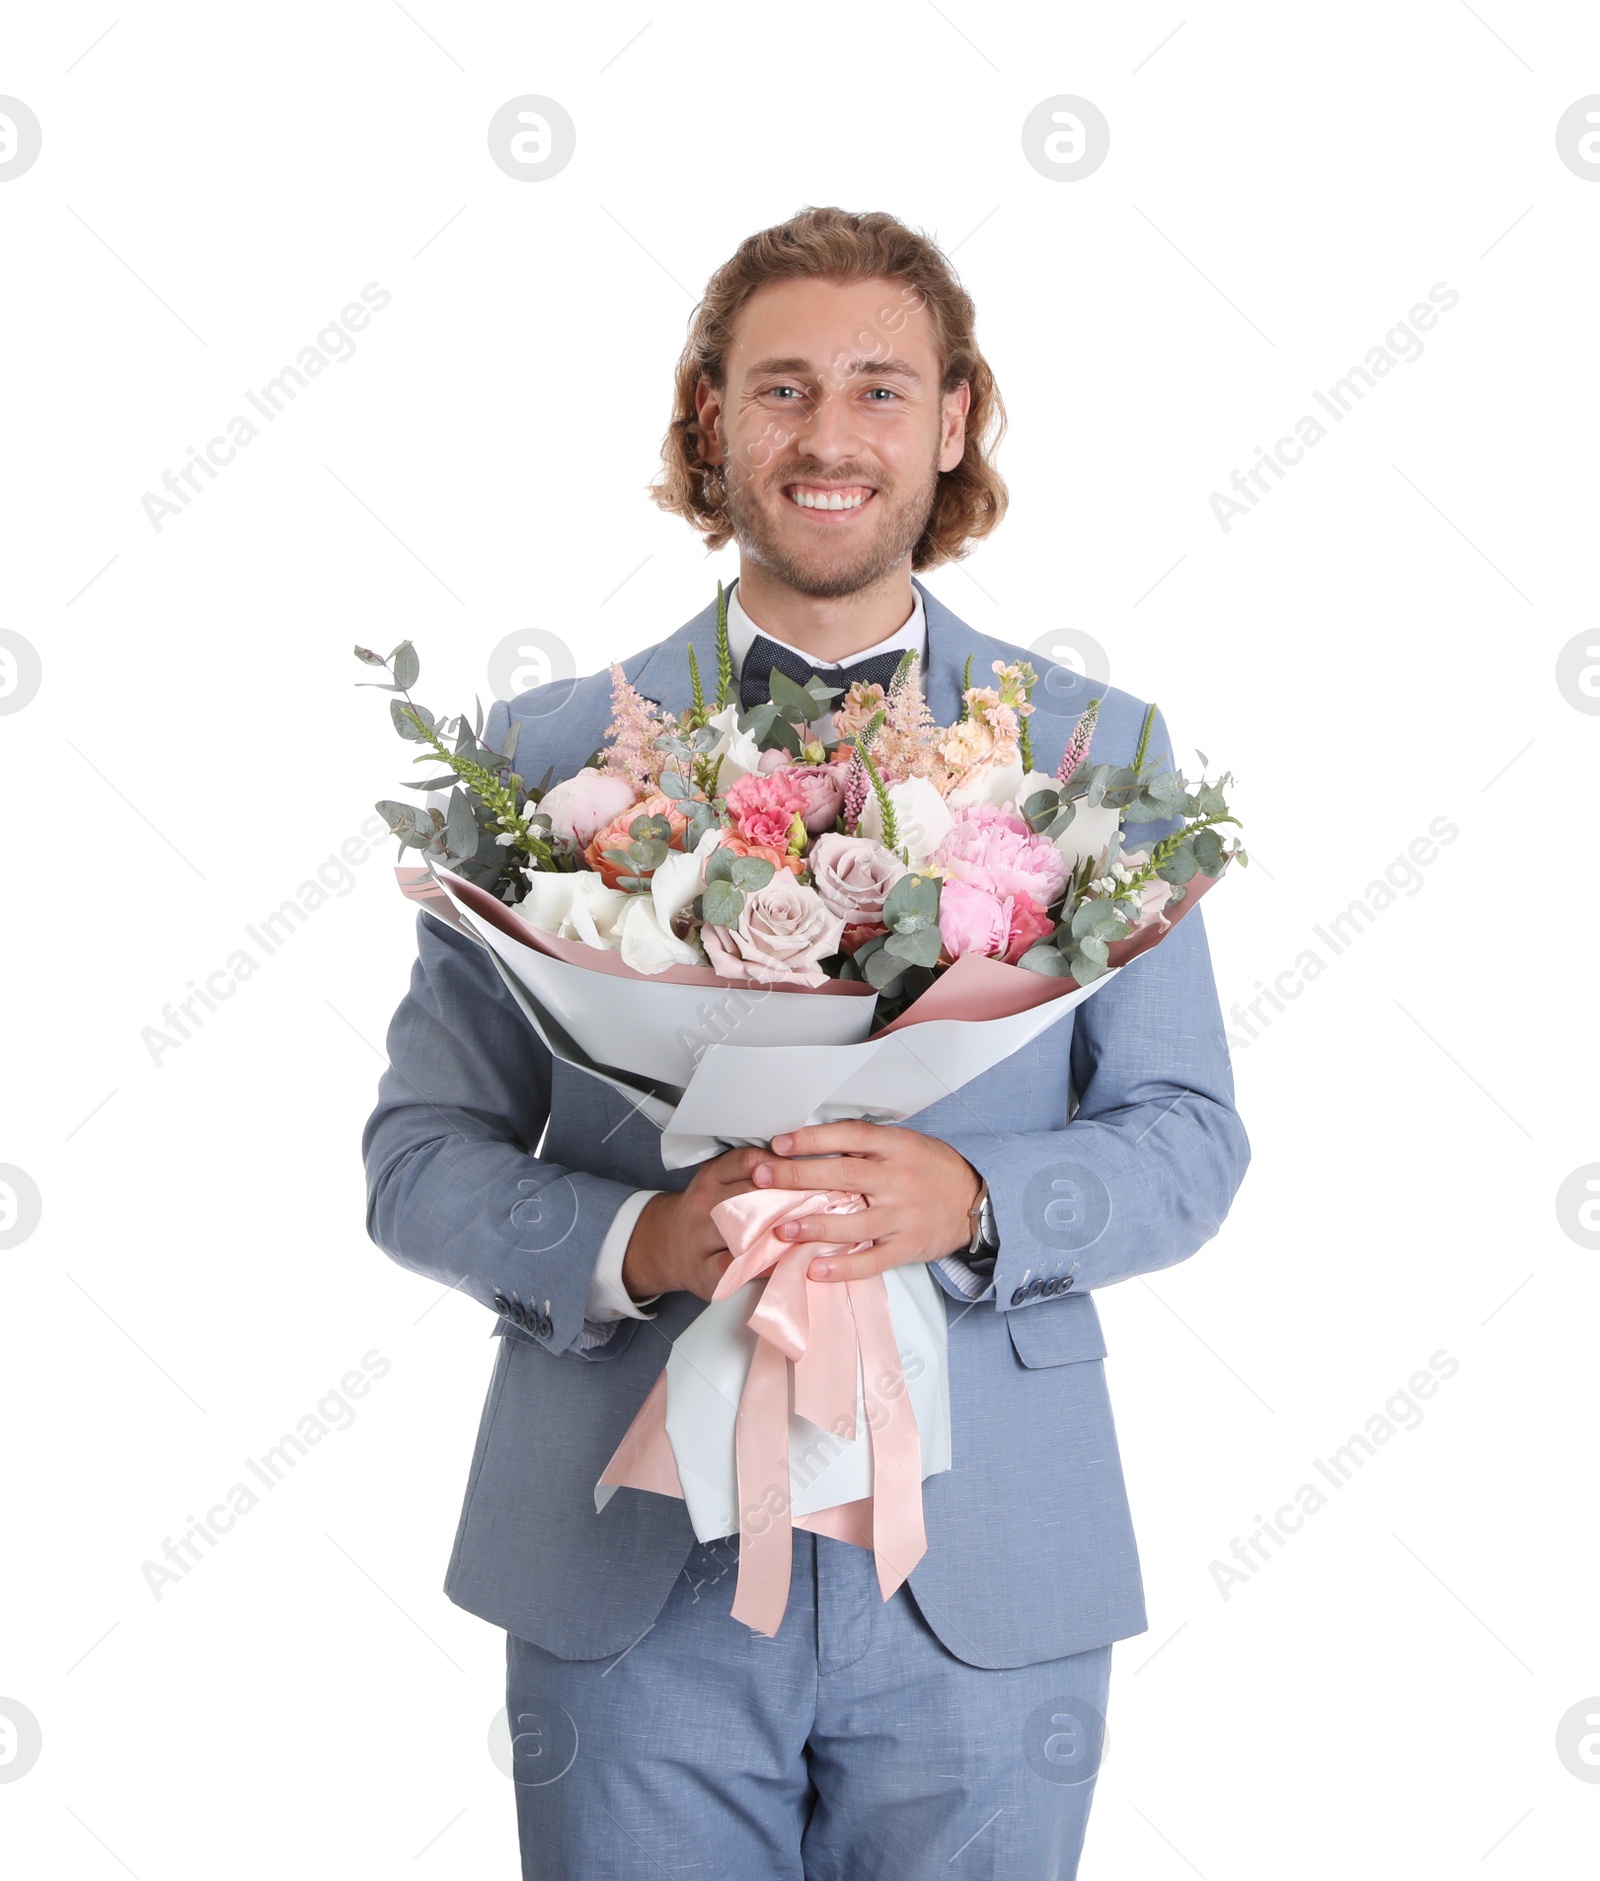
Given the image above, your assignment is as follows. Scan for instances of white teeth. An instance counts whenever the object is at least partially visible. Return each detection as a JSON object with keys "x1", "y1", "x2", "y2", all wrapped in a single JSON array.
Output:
[{"x1": 789, "y1": 488, "x2": 868, "y2": 510}]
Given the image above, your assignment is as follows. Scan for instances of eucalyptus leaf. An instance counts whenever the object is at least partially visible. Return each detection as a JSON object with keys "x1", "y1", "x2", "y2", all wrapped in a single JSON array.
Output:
[
  {"x1": 729, "y1": 856, "x2": 776, "y2": 892},
  {"x1": 1016, "y1": 943, "x2": 1074, "y2": 978},
  {"x1": 390, "y1": 699, "x2": 431, "y2": 742},
  {"x1": 704, "y1": 849, "x2": 735, "y2": 884},
  {"x1": 391, "y1": 641, "x2": 420, "y2": 690},
  {"x1": 884, "y1": 926, "x2": 942, "y2": 970},
  {"x1": 862, "y1": 946, "x2": 907, "y2": 993},
  {"x1": 1156, "y1": 845, "x2": 1200, "y2": 885},
  {"x1": 702, "y1": 879, "x2": 744, "y2": 927},
  {"x1": 353, "y1": 645, "x2": 387, "y2": 667},
  {"x1": 446, "y1": 790, "x2": 479, "y2": 859},
  {"x1": 767, "y1": 668, "x2": 820, "y2": 724}
]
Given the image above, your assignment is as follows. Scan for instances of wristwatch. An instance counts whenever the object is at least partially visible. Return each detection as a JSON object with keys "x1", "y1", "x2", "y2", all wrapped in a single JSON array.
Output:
[{"x1": 965, "y1": 1180, "x2": 999, "y2": 1259}]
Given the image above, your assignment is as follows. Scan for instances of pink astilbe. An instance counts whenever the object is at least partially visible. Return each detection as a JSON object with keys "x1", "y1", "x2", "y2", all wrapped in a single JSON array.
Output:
[
  {"x1": 598, "y1": 662, "x2": 670, "y2": 793},
  {"x1": 1055, "y1": 698, "x2": 1100, "y2": 787},
  {"x1": 841, "y1": 749, "x2": 869, "y2": 833},
  {"x1": 873, "y1": 654, "x2": 942, "y2": 784}
]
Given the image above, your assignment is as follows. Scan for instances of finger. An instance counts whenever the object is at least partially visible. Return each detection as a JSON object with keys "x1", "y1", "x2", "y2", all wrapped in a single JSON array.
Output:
[
  {"x1": 806, "y1": 1240, "x2": 921, "y2": 1284},
  {"x1": 775, "y1": 1207, "x2": 898, "y2": 1245},
  {"x1": 752, "y1": 1155, "x2": 887, "y2": 1195},
  {"x1": 770, "y1": 1121, "x2": 893, "y2": 1159}
]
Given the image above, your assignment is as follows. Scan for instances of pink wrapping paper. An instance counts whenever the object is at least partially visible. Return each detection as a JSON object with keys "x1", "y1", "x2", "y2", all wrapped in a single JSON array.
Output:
[{"x1": 597, "y1": 1188, "x2": 927, "y2": 1638}]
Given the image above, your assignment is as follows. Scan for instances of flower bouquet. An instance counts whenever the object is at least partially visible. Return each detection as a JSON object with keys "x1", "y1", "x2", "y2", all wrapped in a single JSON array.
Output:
[{"x1": 359, "y1": 584, "x2": 1244, "y2": 1633}]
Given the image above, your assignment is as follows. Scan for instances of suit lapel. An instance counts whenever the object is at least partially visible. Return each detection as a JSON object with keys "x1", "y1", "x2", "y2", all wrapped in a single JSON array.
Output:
[
  {"x1": 914, "y1": 576, "x2": 981, "y2": 726},
  {"x1": 630, "y1": 589, "x2": 725, "y2": 712}
]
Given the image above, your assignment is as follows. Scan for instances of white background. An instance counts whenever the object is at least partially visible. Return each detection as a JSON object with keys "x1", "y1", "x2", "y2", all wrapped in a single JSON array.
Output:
[{"x1": 3, "y1": 3, "x2": 1598, "y2": 1875}]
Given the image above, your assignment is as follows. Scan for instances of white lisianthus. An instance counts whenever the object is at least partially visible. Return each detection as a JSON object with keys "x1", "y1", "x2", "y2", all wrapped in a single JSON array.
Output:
[
  {"x1": 618, "y1": 827, "x2": 721, "y2": 974},
  {"x1": 703, "y1": 704, "x2": 763, "y2": 794},
  {"x1": 514, "y1": 871, "x2": 632, "y2": 950},
  {"x1": 1052, "y1": 801, "x2": 1123, "y2": 876},
  {"x1": 951, "y1": 763, "x2": 1062, "y2": 816},
  {"x1": 857, "y1": 774, "x2": 955, "y2": 870}
]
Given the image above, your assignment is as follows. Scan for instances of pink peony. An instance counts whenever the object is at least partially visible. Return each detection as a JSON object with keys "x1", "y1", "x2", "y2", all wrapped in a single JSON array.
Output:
[
  {"x1": 1004, "y1": 892, "x2": 1056, "y2": 964},
  {"x1": 537, "y1": 768, "x2": 639, "y2": 848},
  {"x1": 808, "y1": 833, "x2": 908, "y2": 925},
  {"x1": 937, "y1": 879, "x2": 1014, "y2": 962},
  {"x1": 702, "y1": 874, "x2": 845, "y2": 988},
  {"x1": 724, "y1": 770, "x2": 809, "y2": 850},
  {"x1": 933, "y1": 802, "x2": 1067, "y2": 908}
]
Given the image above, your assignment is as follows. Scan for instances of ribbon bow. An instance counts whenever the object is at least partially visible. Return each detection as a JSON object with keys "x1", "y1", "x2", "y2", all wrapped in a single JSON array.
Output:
[{"x1": 708, "y1": 1187, "x2": 928, "y2": 1637}]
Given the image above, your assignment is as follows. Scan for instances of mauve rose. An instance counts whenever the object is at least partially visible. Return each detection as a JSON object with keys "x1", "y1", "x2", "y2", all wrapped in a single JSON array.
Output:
[
  {"x1": 808, "y1": 833, "x2": 908, "y2": 924},
  {"x1": 702, "y1": 874, "x2": 845, "y2": 988},
  {"x1": 937, "y1": 878, "x2": 1013, "y2": 961},
  {"x1": 789, "y1": 763, "x2": 846, "y2": 833},
  {"x1": 933, "y1": 802, "x2": 1067, "y2": 907},
  {"x1": 1004, "y1": 892, "x2": 1056, "y2": 964},
  {"x1": 537, "y1": 769, "x2": 639, "y2": 848}
]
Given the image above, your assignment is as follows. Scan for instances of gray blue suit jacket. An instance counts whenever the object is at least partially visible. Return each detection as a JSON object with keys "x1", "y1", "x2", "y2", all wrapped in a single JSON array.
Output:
[{"x1": 362, "y1": 578, "x2": 1250, "y2": 1668}]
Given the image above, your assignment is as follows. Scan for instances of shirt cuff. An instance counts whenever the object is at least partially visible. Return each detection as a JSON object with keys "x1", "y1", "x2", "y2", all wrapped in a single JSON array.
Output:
[
  {"x1": 931, "y1": 1252, "x2": 997, "y2": 1302},
  {"x1": 584, "y1": 1189, "x2": 664, "y2": 1325}
]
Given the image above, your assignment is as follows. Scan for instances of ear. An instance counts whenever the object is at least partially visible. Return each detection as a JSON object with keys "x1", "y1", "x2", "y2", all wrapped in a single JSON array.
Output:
[
  {"x1": 694, "y1": 376, "x2": 725, "y2": 466},
  {"x1": 938, "y1": 379, "x2": 971, "y2": 473}
]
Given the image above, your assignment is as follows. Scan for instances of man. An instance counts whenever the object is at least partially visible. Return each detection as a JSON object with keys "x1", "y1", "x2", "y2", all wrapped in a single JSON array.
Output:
[{"x1": 363, "y1": 205, "x2": 1249, "y2": 1879}]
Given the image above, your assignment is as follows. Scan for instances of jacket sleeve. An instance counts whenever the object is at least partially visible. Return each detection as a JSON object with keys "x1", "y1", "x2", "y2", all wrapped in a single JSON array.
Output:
[
  {"x1": 361, "y1": 908, "x2": 644, "y2": 1357},
  {"x1": 931, "y1": 708, "x2": 1250, "y2": 1312}
]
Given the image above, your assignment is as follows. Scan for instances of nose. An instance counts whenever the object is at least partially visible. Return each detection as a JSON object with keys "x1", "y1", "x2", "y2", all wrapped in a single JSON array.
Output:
[{"x1": 797, "y1": 379, "x2": 868, "y2": 466}]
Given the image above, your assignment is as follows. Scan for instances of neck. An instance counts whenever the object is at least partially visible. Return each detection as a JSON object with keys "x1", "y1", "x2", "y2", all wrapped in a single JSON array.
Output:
[{"x1": 734, "y1": 558, "x2": 916, "y2": 663}]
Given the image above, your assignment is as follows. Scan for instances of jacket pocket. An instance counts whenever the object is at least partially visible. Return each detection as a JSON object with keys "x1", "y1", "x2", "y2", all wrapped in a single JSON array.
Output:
[{"x1": 1006, "y1": 1292, "x2": 1107, "y2": 1368}]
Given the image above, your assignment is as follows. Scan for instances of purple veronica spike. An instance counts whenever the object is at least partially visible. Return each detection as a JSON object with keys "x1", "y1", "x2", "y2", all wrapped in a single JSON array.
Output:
[{"x1": 1056, "y1": 698, "x2": 1100, "y2": 786}]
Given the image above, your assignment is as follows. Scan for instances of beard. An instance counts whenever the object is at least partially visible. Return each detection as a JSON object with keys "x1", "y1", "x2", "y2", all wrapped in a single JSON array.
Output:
[{"x1": 718, "y1": 434, "x2": 941, "y2": 599}]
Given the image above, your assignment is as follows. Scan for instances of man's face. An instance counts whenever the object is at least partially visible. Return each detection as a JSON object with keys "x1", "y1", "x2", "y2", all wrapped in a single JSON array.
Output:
[{"x1": 696, "y1": 275, "x2": 969, "y2": 598}]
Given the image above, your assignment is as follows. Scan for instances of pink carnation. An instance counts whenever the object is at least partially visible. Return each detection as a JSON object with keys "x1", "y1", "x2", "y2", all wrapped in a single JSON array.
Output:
[
  {"x1": 932, "y1": 802, "x2": 1067, "y2": 907},
  {"x1": 724, "y1": 769, "x2": 808, "y2": 850},
  {"x1": 1005, "y1": 892, "x2": 1056, "y2": 964}
]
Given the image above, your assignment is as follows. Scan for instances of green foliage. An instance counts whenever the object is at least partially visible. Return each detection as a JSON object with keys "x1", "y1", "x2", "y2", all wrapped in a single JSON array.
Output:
[{"x1": 355, "y1": 640, "x2": 554, "y2": 895}]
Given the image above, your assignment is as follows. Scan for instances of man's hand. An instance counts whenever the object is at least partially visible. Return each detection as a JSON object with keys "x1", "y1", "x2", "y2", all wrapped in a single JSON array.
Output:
[
  {"x1": 752, "y1": 1122, "x2": 982, "y2": 1284},
  {"x1": 621, "y1": 1147, "x2": 766, "y2": 1303}
]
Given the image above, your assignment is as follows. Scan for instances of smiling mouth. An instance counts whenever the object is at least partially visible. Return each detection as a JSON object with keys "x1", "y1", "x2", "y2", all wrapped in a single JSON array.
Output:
[{"x1": 782, "y1": 481, "x2": 876, "y2": 513}]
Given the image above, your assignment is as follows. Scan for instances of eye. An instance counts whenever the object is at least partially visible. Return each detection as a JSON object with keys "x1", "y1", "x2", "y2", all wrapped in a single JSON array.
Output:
[
  {"x1": 764, "y1": 383, "x2": 806, "y2": 400},
  {"x1": 865, "y1": 386, "x2": 899, "y2": 400}
]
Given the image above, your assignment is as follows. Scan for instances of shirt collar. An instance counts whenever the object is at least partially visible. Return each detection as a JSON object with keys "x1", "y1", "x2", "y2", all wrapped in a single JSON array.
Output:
[{"x1": 724, "y1": 575, "x2": 927, "y2": 678}]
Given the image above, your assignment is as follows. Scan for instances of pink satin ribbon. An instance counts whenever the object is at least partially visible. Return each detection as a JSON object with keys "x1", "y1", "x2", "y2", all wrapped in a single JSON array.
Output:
[{"x1": 708, "y1": 1188, "x2": 928, "y2": 1638}]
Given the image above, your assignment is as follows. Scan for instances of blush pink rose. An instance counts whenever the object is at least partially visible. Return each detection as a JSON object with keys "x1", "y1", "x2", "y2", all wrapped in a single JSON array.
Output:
[
  {"x1": 1004, "y1": 892, "x2": 1055, "y2": 964},
  {"x1": 537, "y1": 769, "x2": 639, "y2": 848},
  {"x1": 724, "y1": 770, "x2": 808, "y2": 850},
  {"x1": 932, "y1": 802, "x2": 1067, "y2": 908},
  {"x1": 937, "y1": 878, "x2": 1013, "y2": 961},
  {"x1": 702, "y1": 875, "x2": 845, "y2": 988}
]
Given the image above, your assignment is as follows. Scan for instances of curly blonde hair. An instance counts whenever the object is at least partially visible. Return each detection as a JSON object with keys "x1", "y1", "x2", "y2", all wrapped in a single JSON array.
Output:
[{"x1": 648, "y1": 205, "x2": 1007, "y2": 569}]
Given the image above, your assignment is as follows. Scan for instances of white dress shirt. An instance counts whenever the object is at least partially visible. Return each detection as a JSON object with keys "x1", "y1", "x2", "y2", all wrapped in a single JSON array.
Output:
[{"x1": 576, "y1": 577, "x2": 994, "y2": 1347}]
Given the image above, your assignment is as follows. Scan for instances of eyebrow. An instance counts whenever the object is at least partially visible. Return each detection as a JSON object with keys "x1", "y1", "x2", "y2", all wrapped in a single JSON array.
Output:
[{"x1": 745, "y1": 355, "x2": 924, "y2": 386}]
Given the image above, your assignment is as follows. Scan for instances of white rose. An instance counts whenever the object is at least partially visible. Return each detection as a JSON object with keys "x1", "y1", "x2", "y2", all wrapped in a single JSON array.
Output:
[
  {"x1": 704, "y1": 704, "x2": 763, "y2": 794},
  {"x1": 857, "y1": 774, "x2": 954, "y2": 869},
  {"x1": 514, "y1": 870, "x2": 633, "y2": 950}
]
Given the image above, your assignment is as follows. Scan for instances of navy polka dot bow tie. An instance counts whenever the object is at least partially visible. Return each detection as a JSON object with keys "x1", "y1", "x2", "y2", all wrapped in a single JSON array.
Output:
[{"x1": 737, "y1": 634, "x2": 910, "y2": 717}]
